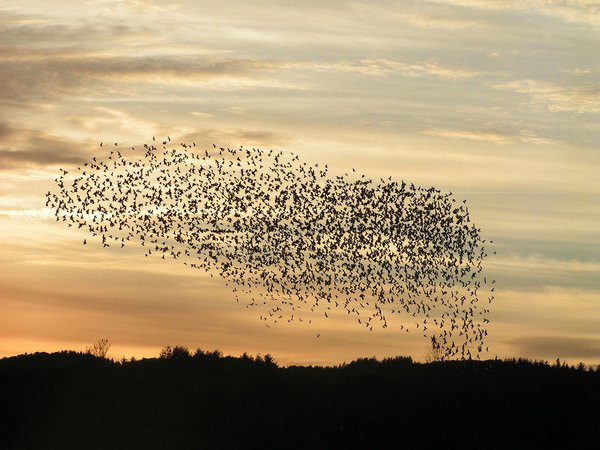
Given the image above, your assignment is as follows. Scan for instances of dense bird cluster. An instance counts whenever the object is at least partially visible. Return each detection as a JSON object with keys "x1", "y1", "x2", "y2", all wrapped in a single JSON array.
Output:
[{"x1": 47, "y1": 139, "x2": 495, "y2": 359}]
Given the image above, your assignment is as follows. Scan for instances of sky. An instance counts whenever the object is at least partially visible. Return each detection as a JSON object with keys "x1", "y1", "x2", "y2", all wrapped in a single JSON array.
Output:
[{"x1": 1, "y1": 0, "x2": 599, "y2": 366}]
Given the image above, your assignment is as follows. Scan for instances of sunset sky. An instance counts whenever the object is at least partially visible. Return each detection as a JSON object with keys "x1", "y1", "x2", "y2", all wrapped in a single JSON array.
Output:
[{"x1": 1, "y1": 0, "x2": 599, "y2": 366}]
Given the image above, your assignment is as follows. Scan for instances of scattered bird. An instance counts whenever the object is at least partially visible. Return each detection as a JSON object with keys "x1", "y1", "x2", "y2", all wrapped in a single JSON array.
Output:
[{"x1": 47, "y1": 138, "x2": 496, "y2": 360}]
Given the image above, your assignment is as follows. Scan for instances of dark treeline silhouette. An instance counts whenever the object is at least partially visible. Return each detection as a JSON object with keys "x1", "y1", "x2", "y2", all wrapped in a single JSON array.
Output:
[{"x1": 2, "y1": 348, "x2": 599, "y2": 449}]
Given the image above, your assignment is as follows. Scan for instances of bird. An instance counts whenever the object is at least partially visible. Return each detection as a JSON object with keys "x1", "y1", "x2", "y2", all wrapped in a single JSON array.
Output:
[{"x1": 47, "y1": 138, "x2": 496, "y2": 361}]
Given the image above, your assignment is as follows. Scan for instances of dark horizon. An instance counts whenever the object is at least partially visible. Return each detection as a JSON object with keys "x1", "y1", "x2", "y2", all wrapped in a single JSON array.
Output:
[
  {"x1": 3, "y1": 343, "x2": 599, "y2": 371},
  {"x1": 3, "y1": 347, "x2": 599, "y2": 449}
]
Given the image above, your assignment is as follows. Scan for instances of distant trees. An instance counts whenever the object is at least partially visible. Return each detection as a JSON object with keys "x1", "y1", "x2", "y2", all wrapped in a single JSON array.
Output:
[
  {"x1": 85, "y1": 339, "x2": 111, "y2": 358},
  {"x1": 3, "y1": 348, "x2": 599, "y2": 449},
  {"x1": 159, "y1": 345, "x2": 191, "y2": 359},
  {"x1": 261, "y1": 353, "x2": 276, "y2": 366},
  {"x1": 158, "y1": 346, "x2": 277, "y2": 366}
]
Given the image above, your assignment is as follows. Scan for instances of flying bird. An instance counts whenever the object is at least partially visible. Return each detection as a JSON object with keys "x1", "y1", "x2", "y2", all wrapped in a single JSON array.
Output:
[{"x1": 47, "y1": 138, "x2": 496, "y2": 360}]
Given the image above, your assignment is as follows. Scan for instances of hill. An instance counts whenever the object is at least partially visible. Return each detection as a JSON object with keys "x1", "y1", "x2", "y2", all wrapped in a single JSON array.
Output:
[{"x1": 1, "y1": 349, "x2": 599, "y2": 449}]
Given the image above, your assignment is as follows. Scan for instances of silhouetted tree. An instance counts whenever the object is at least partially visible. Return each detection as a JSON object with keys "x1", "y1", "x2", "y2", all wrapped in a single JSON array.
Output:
[
  {"x1": 85, "y1": 339, "x2": 110, "y2": 358},
  {"x1": 159, "y1": 345, "x2": 172, "y2": 358},
  {"x1": 261, "y1": 353, "x2": 277, "y2": 367},
  {"x1": 424, "y1": 341, "x2": 444, "y2": 363},
  {"x1": 160, "y1": 345, "x2": 191, "y2": 359}
]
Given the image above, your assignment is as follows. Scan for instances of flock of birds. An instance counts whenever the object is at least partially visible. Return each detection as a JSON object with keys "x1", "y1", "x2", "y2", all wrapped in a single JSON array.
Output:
[{"x1": 47, "y1": 138, "x2": 495, "y2": 360}]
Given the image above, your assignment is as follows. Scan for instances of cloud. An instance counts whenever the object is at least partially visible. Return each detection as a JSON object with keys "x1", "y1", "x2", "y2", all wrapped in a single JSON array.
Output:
[
  {"x1": 508, "y1": 335, "x2": 600, "y2": 360},
  {"x1": 492, "y1": 253, "x2": 600, "y2": 275},
  {"x1": 0, "y1": 53, "x2": 484, "y2": 105},
  {"x1": 181, "y1": 127, "x2": 291, "y2": 147},
  {"x1": 562, "y1": 68, "x2": 600, "y2": 75},
  {"x1": 67, "y1": 107, "x2": 162, "y2": 137},
  {"x1": 285, "y1": 59, "x2": 484, "y2": 79},
  {"x1": 0, "y1": 11, "x2": 302, "y2": 101},
  {"x1": 0, "y1": 149, "x2": 83, "y2": 168},
  {"x1": 0, "y1": 123, "x2": 87, "y2": 170},
  {"x1": 0, "y1": 122, "x2": 15, "y2": 139},
  {"x1": 0, "y1": 117, "x2": 287, "y2": 171},
  {"x1": 92, "y1": 0, "x2": 181, "y2": 14},
  {"x1": 517, "y1": 131, "x2": 558, "y2": 145},
  {"x1": 0, "y1": 11, "x2": 161, "y2": 58},
  {"x1": 425, "y1": 127, "x2": 559, "y2": 145},
  {"x1": 425, "y1": 128, "x2": 514, "y2": 144},
  {"x1": 0, "y1": 55, "x2": 293, "y2": 103},
  {"x1": 487, "y1": 253, "x2": 600, "y2": 292},
  {"x1": 396, "y1": 12, "x2": 484, "y2": 30},
  {"x1": 426, "y1": 0, "x2": 600, "y2": 27},
  {"x1": 0, "y1": 208, "x2": 54, "y2": 220},
  {"x1": 491, "y1": 79, "x2": 600, "y2": 113},
  {"x1": 191, "y1": 111, "x2": 215, "y2": 118},
  {"x1": 55, "y1": 57, "x2": 276, "y2": 78}
]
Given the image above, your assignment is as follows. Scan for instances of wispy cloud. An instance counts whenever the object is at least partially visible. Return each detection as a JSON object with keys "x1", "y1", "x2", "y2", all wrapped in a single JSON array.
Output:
[
  {"x1": 508, "y1": 335, "x2": 600, "y2": 360},
  {"x1": 0, "y1": 123, "x2": 87, "y2": 170},
  {"x1": 427, "y1": 0, "x2": 600, "y2": 26},
  {"x1": 191, "y1": 111, "x2": 215, "y2": 118},
  {"x1": 0, "y1": 149, "x2": 83, "y2": 169},
  {"x1": 287, "y1": 59, "x2": 484, "y2": 79},
  {"x1": 425, "y1": 128, "x2": 514, "y2": 144},
  {"x1": 182, "y1": 128, "x2": 291, "y2": 147},
  {"x1": 490, "y1": 253, "x2": 600, "y2": 277},
  {"x1": 66, "y1": 107, "x2": 162, "y2": 137},
  {"x1": 561, "y1": 68, "x2": 600, "y2": 75},
  {"x1": 517, "y1": 131, "x2": 558, "y2": 145},
  {"x1": 0, "y1": 208, "x2": 54, "y2": 220},
  {"x1": 491, "y1": 79, "x2": 600, "y2": 113},
  {"x1": 424, "y1": 128, "x2": 557, "y2": 145},
  {"x1": 0, "y1": 55, "x2": 293, "y2": 102},
  {"x1": 396, "y1": 12, "x2": 484, "y2": 30},
  {"x1": 0, "y1": 119, "x2": 289, "y2": 171},
  {"x1": 0, "y1": 53, "x2": 484, "y2": 104}
]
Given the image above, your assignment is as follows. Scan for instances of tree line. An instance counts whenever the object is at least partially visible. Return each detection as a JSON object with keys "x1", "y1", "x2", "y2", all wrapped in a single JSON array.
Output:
[{"x1": 1, "y1": 347, "x2": 599, "y2": 449}]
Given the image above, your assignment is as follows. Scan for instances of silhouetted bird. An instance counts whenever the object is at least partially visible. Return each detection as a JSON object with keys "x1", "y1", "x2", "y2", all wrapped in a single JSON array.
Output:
[{"x1": 46, "y1": 138, "x2": 496, "y2": 360}]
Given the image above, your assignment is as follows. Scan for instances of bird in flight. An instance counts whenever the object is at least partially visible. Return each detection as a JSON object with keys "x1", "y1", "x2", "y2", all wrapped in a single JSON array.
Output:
[{"x1": 47, "y1": 138, "x2": 496, "y2": 360}]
